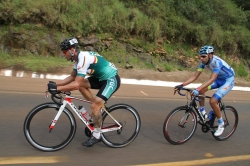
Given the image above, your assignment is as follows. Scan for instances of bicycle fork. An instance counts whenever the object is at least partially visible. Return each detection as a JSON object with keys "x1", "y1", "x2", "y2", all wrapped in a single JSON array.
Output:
[
  {"x1": 49, "y1": 100, "x2": 67, "y2": 132},
  {"x1": 178, "y1": 109, "x2": 191, "y2": 128}
]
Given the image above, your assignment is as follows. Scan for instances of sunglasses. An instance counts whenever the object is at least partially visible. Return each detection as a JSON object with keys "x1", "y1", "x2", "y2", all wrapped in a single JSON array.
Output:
[{"x1": 199, "y1": 55, "x2": 208, "y2": 58}]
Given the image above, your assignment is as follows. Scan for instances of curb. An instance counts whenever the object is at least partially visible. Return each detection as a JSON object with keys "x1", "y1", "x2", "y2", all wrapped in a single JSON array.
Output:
[{"x1": 1, "y1": 69, "x2": 250, "y2": 91}]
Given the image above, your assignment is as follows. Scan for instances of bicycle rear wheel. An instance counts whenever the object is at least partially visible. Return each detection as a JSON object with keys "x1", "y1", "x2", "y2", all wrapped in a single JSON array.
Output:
[
  {"x1": 163, "y1": 106, "x2": 197, "y2": 145},
  {"x1": 23, "y1": 102, "x2": 76, "y2": 152},
  {"x1": 212, "y1": 106, "x2": 238, "y2": 141},
  {"x1": 101, "y1": 104, "x2": 141, "y2": 148}
]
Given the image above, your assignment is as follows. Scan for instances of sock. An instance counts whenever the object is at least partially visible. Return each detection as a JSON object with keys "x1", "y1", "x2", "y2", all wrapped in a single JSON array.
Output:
[
  {"x1": 200, "y1": 107, "x2": 206, "y2": 115},
  {"x1": 218, "y1": 118, "x2": 224, "y2": 126},
  {"x1": 92, "y1": 128, "x2": 101, "y2": 139}
]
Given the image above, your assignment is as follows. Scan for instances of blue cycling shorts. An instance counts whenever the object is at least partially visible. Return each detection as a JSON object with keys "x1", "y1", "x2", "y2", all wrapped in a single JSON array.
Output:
[{"x1": 208, "y1": 77, "x2": 234, "y2": 101}]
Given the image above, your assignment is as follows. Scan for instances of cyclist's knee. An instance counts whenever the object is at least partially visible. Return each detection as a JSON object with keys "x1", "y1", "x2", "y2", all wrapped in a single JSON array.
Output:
[
  {"x1": 80, "y1": 79, "x2": 91, "y2": 89},
  {"x1": 91, "y1": 97, "x2": 104, "y2": 113},
  {"x1": 209, "y1": 97, "x2": 218, "y2": 106}
]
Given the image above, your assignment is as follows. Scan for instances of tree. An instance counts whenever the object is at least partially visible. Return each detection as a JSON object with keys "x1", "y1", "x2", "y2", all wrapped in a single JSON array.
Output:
[{"x1": 232, "y1": 0, "x2": 250, "y2": 10}]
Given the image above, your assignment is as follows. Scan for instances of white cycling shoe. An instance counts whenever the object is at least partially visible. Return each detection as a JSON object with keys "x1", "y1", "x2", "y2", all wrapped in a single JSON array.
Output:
[{"x1": 214, "y1": 124, "x2": 224, "y2": 136}]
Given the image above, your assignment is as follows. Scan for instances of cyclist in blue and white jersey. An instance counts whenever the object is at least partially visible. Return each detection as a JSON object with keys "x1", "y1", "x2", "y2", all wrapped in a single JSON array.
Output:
[
  {"x1": 47, "y1": 37, "x2": 120, "y2": 147},
  {"x1": 174, "y1": 45, "x2": 235, "y2": 136}
]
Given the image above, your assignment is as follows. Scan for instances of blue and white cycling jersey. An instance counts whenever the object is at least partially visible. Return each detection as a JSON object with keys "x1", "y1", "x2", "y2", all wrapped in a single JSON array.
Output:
[
  {"x1": 197, "y1": 55, "x2": 235, "y2": 100},
  {"x1": 198, "y1": 55, "x2": 234, "y2": 79}
]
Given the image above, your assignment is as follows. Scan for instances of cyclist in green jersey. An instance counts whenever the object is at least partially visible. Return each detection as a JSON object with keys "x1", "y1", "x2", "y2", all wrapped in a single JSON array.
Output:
[{"x1": 47, "y1": 37, "x2": 120, "y2": 147}]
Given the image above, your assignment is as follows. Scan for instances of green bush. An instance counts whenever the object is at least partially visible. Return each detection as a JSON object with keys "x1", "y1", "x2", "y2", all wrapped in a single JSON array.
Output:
[
  {"x1": 236, "y1": 63, "x2": 248, "y2": 77},
  {"x1": 0, "y1": 0, "x2": 250, "y2": 74},
  {"x1": 165, "y1": 63, "x2": 172, "y2": 72}
]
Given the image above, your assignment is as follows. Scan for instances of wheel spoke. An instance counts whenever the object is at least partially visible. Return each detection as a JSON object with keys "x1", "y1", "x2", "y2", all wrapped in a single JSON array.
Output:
[
  {"x1": 101, "y1": 104, "x2": 140, "y2": 148},
  {"x1": 212, "y1": 106, "x2": 238, "y2": 140},
  {"x1": 163, "y1": 106, "x2": 197, "y2": 145},
  {"x1": 23, "y1": 103, "x2": 76, "y2": 152}
]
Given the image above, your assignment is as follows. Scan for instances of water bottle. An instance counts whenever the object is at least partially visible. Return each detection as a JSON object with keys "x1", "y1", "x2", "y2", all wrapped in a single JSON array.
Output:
[
  {"x1": 208, "y1": 110, "x2": 214, "y2": 121},
  {"x1": 78, "y1": 106, "x2": 92, "y2": 121}
]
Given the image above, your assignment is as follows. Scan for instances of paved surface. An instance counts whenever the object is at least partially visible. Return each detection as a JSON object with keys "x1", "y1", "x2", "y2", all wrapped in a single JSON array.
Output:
[
  {"x1": 1, "y1": 76, "x2": 250, "y2": 166},
  {"x1": 1, "y1": 76, "x2": 250, "y2": 101}
]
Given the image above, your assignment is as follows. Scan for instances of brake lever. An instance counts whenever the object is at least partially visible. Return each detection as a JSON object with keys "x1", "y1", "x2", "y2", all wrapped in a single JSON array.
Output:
[
  {"x1": 191, "y1": 94, "x2": 202, "y2": 102},
  {"x1": 64, "y1": 91, "x2": 71, "y2": 96}
]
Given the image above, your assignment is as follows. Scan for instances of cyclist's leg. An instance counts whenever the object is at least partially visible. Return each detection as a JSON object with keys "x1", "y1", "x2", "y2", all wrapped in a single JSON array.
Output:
[
  {"x1": 206, "y1": 80, "x2": 220, "y2": 117},
  {"x1": 198, "y1": 85, "x2": 208, "y2": 108},
  {"x1": 79, "y1": 78, "x2": 93, "y2": 101},
  {"x1": 197, "y1": 80, "x2": 220, "y2": 116},
  {"x1": 81, "y1": 77, "x2": 106, "y2": 146},
  {"x1": 83, "y1": 75, "x2": 121, "y2": 146},
  {"x1": 92, "y1": 74, "x2": 120, "y2": 128},
  {"x1": 198, "y1": 81, "x2": 211, "y2": 115},
  {"x1": 210, "y1": 77, "x2": 234, "y2": 136},
  {"x1": 210, "y1": 77, "x2": 234, "y2": 119},
  {"x1": 95, "y1": 74, "x2": 121, "y2": 102},
  {"x1": 88, "y1": 75, "x2": 121, "y2": 118}
]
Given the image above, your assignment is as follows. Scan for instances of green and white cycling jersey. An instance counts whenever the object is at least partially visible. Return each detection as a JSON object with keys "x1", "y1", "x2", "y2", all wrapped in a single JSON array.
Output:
[{"x1": 73, "y1": 51, "x2": 117, "y2": 81}]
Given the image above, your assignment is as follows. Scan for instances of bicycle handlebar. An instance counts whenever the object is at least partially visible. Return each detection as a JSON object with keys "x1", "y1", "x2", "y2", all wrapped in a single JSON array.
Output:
[
  {"x1": 174, "y1": 87, "x2": 211, "y2": 102},
  {"x1": 175, "y1": 87, "x2": 192, "y2": 96},
  {"x1": 45, "y1": 91, "x2": 71, "y2": 105}
]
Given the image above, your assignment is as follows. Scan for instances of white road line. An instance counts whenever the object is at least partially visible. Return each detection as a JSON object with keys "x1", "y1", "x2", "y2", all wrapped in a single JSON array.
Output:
[
  {"x1": 1, "y1": 69, "x2": 250, "y2": 91},
  {"x1": 140, "y1": 91, "x2": 148, "y2": 96},
  {"x1": 121, "y1": 78, "x2": 250, "y2": 91}
]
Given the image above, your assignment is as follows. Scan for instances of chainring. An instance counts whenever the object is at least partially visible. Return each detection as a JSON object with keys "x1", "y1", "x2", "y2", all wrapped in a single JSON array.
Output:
[{"x1": 201, "y1": 121, "x2": 210, "y2": 133}]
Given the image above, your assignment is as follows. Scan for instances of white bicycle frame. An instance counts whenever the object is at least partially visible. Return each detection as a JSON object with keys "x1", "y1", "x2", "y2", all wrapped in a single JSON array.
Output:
[{"x1": 48, "y1": 94, "x2": 122, "y2": 133}]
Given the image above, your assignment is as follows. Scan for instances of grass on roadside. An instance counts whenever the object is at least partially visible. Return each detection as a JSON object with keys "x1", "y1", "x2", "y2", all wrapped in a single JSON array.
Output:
[
  {"x1": 1, "y1": 50, "x2": 249, "y2": 81},
  {"x1": 0, "y1": 53, "x2": 71, "y2": 72}
]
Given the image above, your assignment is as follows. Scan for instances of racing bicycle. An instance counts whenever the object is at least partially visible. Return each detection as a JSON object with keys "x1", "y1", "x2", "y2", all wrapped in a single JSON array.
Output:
[
  {"x1": 23, "y1": 91, "x2": 141, "y2": 151},
  {"x1": 163, "y1": 87, "x2": 238, "y2": 145}
]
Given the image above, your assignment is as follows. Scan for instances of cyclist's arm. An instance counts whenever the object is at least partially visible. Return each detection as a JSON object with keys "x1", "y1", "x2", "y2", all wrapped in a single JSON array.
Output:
[
  {"x1": 57, "y1": 53, "x2": 91, "y2": 92},
  {"x1": 56, "y1": 70, "x2": 76, "y2": 86},
  {"x1": 182, "y1": 71, "x2": 202, "y2": 86},
  {"x1": 198, "y1": 72, "x2": 218, "y2": 90},
  {"x1": 57, "y1": 52, "x2": 94, "y2": 92},
  {"x1": 57, "y1": 75, "x2": 85, "y2": 92}
]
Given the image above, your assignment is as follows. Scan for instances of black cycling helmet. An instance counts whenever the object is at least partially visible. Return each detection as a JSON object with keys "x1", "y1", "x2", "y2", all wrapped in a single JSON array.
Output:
[{"x1": 60, "y1": 37, "x2": 78, "y2": 50}]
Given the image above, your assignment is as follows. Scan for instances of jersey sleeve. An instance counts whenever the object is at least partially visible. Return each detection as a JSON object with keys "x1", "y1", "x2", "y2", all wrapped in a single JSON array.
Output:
[
  {"x1": 197, "y1": 62, "x2": 205, "y2": 72},
  {"x1": 76, "y1": 52, "x2": 95, "y2": 77}
]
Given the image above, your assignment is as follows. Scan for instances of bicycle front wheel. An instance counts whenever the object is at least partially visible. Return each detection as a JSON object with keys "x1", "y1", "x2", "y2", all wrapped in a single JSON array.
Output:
[
  {"x1": 212, "y1": 106, "x2": 238, "y2": 141},
  {"x1": 23, "y1": 102, "x2": 76, "y2": 152},
  {"x1": 163, "y1": 106, "x2": 197, "y2": 145},
  {"x1": 101, "y1": 104, "x2": 141, "y2": 148}
]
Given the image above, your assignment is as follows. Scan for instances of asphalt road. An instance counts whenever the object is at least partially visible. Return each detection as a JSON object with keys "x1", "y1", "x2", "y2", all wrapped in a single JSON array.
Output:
[{"x1": 1, "y1": 76, "x2": 250, "y2": 166}]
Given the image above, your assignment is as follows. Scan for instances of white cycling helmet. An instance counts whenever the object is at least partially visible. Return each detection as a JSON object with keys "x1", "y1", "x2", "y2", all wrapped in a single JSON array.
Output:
[{"x1": 199, "y1": 45, "x2": 214, "y2": 55}]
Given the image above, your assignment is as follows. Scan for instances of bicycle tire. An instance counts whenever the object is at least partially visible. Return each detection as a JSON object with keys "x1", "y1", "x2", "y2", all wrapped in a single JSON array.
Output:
[
  {"x1": 163, "y1": 106, "x2": 197, "y2": 145},
  {"x1": 212, "y1": 105, "x2": 238, "y2": 141},
  {"x1": 101, "y1": 104, "x2": 141, "y2": 148},
  {"x1": 23, "y1": 102, "x2": 76, "y2": 152}
]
